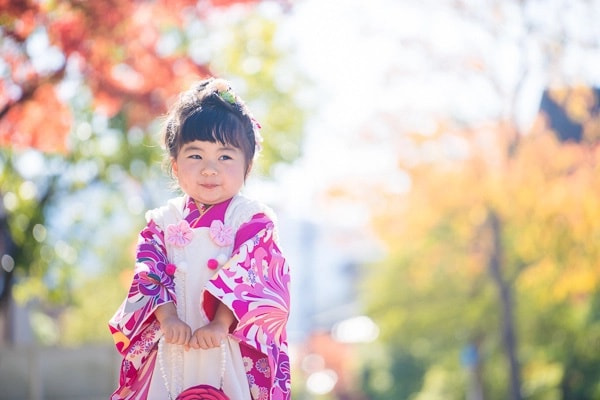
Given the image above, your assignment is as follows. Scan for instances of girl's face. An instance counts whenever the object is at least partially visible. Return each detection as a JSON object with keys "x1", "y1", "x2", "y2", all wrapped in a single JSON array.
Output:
[{"x1": 172, "y1": 140, "x2": 248, "y2": 206}]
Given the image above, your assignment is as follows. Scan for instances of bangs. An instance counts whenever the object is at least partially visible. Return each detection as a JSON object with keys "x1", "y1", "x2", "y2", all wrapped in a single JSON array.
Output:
[{"x1": 180, "y1": 107, "x2": 246, "y2": 149}]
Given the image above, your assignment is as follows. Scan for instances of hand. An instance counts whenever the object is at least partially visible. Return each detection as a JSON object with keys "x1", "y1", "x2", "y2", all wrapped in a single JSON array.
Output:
[
  {"x1": 189, "y1": 302, "x2": 235, "y2": 350},
  {"x1": 155, "y1": 302, "x2": 192, "y2": 349},
  {"x1": 160, "y1": 314, "x2": 192, "y2": 347},
  {"x1": 189, "y1": 320, "x2": 229, "y2": 350}
]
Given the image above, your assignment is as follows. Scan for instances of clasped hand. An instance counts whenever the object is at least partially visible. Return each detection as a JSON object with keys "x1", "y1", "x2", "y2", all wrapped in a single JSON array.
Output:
[{"x1": 160, "y1": 314, "x2": 228, "y2": 350}]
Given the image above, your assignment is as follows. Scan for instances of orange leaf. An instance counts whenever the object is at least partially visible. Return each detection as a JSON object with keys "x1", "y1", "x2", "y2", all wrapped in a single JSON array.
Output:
[
  {"x1": 94, "y1": 89, "x2": 124, "y2": 118},
  {"x1": 0, "y1": 84, "x2": 71, "y2": 153}
]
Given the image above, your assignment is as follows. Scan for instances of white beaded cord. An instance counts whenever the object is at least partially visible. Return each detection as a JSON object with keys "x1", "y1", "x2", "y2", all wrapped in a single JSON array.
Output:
[
  {"x1": 159, "y1": 200, "x2": 242, "y2": 398},
  {"x1": 158, "y1": 243, "x2": 186, "y2": 398},
  {"x1": 219, "y1": 340, "x2": 227, "y2": 390},
  {"x1": 157, "y1": 337, "x2": 175, "y2": 400},
  {"x1": 159, "y1": 223, "x2": 228, "y2": 398}
]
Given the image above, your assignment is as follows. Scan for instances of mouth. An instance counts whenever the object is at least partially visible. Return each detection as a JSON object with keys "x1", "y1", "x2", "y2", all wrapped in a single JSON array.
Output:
[{"x1": 201, "y1": 183, "x2": 218, "y2": 189}]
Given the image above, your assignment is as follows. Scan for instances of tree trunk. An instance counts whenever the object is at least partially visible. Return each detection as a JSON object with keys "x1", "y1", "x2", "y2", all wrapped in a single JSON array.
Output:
[
  {"x1": 487, "y1": 211, "x2": 522, "y2": 400},
  {"x1": 0, "y1": 206, "x2": 16, "y2": 346}
]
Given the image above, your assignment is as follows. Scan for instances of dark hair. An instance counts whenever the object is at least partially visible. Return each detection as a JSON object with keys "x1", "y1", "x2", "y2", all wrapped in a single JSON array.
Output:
[{"x1": 162, "y1": 78, "x2": 258, "y2": 176}]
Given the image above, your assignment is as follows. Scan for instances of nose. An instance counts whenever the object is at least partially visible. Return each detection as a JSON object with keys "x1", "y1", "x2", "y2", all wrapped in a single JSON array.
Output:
[{"x1": 201, "y1": 162, "x2": 218, "y2": 176}]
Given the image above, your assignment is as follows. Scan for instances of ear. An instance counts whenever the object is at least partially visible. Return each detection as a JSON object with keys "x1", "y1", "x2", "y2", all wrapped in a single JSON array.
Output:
[
  {"x1": 171, "y1": 158, "x2": 179, "y2": 178},
  {"x1": 245, "y1": 161, "x2": 253, "y2": 179}
]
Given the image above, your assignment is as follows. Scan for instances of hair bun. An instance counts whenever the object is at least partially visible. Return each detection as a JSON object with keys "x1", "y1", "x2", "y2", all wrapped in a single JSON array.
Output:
[{"x1": 210, "y1": 78, "x2": 231, "y2": 93}]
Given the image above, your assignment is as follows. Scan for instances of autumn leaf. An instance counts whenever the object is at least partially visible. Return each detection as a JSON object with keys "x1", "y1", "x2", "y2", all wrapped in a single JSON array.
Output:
[
  {"x1": 0, "y1": 83, "x2": 71, "y2": 153},
  {"x1": 0, "y1": 0, "x2": 260, "y2": 153}
]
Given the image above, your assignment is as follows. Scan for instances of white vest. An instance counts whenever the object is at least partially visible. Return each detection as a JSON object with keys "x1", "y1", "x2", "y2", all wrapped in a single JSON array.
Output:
[{"x1": 146, "y1": 195, "x2": 275, "y2": 400}]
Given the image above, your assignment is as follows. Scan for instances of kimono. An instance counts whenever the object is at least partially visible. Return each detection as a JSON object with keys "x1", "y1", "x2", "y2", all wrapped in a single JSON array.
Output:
[{"x1": 108, "y1": 194, "x2": 291, "y2": 400}]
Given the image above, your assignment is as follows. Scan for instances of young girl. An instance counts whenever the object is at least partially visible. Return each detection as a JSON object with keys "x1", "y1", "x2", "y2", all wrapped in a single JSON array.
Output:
[{"x1": 109, "y1": 78, "x2": 291, "y2": 400}]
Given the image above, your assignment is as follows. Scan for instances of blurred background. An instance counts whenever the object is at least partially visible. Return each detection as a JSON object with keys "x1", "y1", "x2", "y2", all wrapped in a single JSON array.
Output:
[{"x1": 1, "y1": 0, "x2": 600, "y2": 399}]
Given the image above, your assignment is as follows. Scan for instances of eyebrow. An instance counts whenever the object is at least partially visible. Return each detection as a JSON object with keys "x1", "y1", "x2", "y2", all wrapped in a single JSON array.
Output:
[{"x1": 181, "y1": 144, "x2": 238, "y2": 152}]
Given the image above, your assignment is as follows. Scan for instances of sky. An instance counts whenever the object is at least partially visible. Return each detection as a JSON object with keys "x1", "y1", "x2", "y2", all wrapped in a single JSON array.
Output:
[
  {"x1": 249, "y1": 0, "x2": 600, "y2": 227},
  {"x1": 265, "y1": 1, "x2": 600, "y2": 391},
  {"x1": 241, "y1": 3, "x2": 600, "y2": 329}
]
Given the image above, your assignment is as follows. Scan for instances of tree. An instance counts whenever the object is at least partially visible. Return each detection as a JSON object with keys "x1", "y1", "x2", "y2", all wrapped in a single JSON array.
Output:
[
  {"x1": 303, "y1": 0, "x2": 600, "y2": 398},
  {"x1": 0, "y1": 0, "x2": 305, "y2": 344},
  {"x1": 363, "y1": 115, "x2": 600, "y2": 399}
]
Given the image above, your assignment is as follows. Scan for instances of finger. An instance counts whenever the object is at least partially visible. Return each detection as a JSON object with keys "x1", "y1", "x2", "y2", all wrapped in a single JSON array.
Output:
[
  {"x1": 173, "y1": 330, "x2": 183, "y2": 345},
  {"x1": 164, "y1": 329, "x2": 173, "y2": 343},
  {"x1": 178, "y1": 326, "x2": 189, "y2": 345},
  {"x1": 193, "y1": 337, "x2": 202, "y2": 350},
  {"x1": 183, "y1": 332, "x2": 191, "y2": 351},
  {"x1": 199, "y1": 337, "x2": 210, "y2": 350},
  {"x1": 188, "y1": 335, "x2": 199, "y2": 349},
  {"x1": 176, "y1": 330, "x2": 187, "y2": 345}
]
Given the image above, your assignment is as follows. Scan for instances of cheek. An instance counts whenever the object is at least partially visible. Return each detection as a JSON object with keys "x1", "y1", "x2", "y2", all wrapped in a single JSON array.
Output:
[
  {"x1": 226, "y1": 165, "x2": 245, "y2": 183},
  {"x1": 237, "y1": 163, "x2": 248, "y2": 178}
]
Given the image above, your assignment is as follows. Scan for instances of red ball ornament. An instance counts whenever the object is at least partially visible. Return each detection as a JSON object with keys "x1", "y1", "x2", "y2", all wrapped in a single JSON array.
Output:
[
  {"x1": 207, "y1": 258, "x2": 219, "y2": 270},
  {"x1": 166, "y1": 263, "x2": 177, "y2": 276}
]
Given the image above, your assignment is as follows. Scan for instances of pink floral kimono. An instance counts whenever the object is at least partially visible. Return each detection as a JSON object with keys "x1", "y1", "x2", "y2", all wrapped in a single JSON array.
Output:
[{"x1": 109, "y1": 195, "x2": 291, "y2": 399}]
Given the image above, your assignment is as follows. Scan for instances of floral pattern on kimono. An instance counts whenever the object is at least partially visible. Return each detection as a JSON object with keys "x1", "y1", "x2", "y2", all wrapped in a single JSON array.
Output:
[
  {"x1": 108, "y1": 196, "x2": 291, "y2": 400},
  {"x1": 204, "y1": 213, "x2": 291, "y2": 399}
]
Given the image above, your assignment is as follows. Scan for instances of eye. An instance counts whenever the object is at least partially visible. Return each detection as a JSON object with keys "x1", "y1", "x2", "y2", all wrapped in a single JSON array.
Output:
[
  {"x1": 188, "y1": 154, "x2": 202, "y2": 160},
  {"x1": 219, "y1": 154, "x2": 233, "y2": 161}
]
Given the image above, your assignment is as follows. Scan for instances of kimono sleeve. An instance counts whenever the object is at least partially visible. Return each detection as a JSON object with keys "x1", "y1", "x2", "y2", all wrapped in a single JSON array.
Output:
[
  {"x1": 203, "y1": 213, "x2": 291, "y2": 396},
  {"x1": 108, "y1": 219, "x2": 176, "y2": 355}
]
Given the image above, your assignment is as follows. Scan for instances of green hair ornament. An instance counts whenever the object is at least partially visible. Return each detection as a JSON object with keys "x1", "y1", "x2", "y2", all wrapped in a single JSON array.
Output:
[
  {"x1": 218, "y1": 89, "x2": 237, "y2": 105},
  {"x1": 212, "y1": 78, "x2": 263, "y2": 153}
]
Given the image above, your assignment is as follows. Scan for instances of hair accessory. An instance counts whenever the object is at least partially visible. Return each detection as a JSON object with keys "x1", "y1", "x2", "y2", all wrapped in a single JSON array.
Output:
[
  {"x1": 211, "y1": 78, "x2": 263, "y2": 154},
  {"x1": 218, "y1": 89, "x2": 237, "y2": 105},
  {"x1": 212, "y1": 79, "x2": 236, "y2": 105}
]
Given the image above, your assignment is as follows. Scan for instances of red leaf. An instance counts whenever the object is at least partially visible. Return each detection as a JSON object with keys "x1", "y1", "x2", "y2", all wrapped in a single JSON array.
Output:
[{"x1": 0, "y1": 84, "x2": 71, "y2": 153}]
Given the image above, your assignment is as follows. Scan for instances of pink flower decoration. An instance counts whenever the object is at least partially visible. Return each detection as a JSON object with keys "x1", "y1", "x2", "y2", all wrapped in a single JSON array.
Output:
[
  {"x1": 166, "y1": 220, "x2": 193, "y2": 248},
  {"x1": 209, "y1": 220, "x2": 234, "y2": 247}
]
